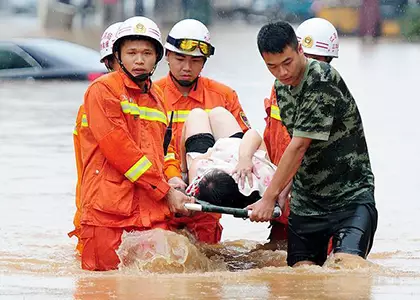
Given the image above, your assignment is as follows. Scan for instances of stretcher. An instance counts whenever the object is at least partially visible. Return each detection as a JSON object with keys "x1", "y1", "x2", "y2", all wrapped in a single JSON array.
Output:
[{"x1": 184, "y1": 200, "x2": 281, "y2": 219}]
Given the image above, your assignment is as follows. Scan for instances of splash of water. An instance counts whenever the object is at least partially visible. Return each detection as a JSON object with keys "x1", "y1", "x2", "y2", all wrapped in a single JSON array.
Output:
[
  {"x1": 199, "y1": 240, "x2": 288, "y2": 271},
  {"x1": 116, "y1": 229, "x2": 227, "y2": 273}
]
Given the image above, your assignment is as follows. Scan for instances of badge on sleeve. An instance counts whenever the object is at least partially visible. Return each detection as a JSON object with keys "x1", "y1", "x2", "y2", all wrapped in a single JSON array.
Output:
[{"x1": 240, "y1": 111, "x2": 251, "y2": 128}]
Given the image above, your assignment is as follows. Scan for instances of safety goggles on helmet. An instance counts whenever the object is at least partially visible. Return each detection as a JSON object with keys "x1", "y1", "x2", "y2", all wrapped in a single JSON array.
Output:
[{"x1": 166, "y1": 36, "x2": 215, "y2": 56}]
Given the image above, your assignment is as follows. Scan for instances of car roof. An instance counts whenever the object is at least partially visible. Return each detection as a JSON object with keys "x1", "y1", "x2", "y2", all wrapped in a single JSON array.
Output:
[
  {"x1": 0, "y1": 37, "x2": 90, "y2": 48},
  {"x1": 1, "y1": 38, "x2": 105, "y2": 70},
  {"x1": 10, "y1": 37, "x2": 85, "y2": 47}
]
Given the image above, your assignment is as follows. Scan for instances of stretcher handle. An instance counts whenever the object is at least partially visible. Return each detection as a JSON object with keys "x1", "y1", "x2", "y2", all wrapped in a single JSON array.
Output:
[{"x1": 184, "y1": 200, "x2": 281, "y2": 219}]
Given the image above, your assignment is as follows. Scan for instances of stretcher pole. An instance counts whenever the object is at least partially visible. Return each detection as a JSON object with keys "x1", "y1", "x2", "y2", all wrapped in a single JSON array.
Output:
[{"x1": 185, "y1": 200, "x2": 281, "y2": 219}]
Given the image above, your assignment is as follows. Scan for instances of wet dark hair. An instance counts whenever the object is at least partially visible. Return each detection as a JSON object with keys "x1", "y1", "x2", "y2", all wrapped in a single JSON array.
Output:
[
  {"x1": 257, "y1": 21, "x2": 298, "y2": 55},
  {"x1": 196, "y1": 169, "x2": 260, "y2": 209},
  {"x1": 103, "y1": 55, "x2": 117, "y2": 71}
]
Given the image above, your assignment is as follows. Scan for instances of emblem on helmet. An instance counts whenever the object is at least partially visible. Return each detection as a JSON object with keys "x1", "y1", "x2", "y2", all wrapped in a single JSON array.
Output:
[
  {"x1": 134, "y1": 23, "x2": 146, "y2": 33},
  {"x1": 302, "y1": 36, "x2": 313, "y2": 48}
]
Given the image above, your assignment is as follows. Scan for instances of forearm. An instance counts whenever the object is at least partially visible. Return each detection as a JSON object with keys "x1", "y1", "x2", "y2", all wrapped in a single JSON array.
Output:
[
  {"x1": 277, "y1": 180, "x2": 293, "y2": 210},
  {"x1": 239, "y1": 129, "x2": 262, "y2": 159},
  {"x1": 264, "y1": 138, "x2": 310, "y2": 203},
  {"x1": 279, "y1": 180, "x2": 292, "y2": 198}
]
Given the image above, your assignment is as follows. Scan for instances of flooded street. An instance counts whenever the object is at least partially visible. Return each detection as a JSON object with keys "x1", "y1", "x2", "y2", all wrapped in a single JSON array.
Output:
[{"x1": 1, "y1": 22, "x2": 420, "y2": 299}]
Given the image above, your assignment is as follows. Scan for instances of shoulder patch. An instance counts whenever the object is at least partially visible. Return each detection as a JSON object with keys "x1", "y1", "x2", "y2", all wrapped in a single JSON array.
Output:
[{"x1": 240, "y1": 111, "x2": 251, "y2": 128}]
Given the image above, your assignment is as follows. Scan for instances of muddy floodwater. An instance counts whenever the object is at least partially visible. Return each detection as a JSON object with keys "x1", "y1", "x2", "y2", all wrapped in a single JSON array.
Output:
[{"x1": 1, "y1": 22, "x2": 420, "y2": 299}]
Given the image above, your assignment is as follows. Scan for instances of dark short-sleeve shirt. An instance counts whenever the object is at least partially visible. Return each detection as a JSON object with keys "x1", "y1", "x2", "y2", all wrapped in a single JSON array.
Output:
[{"x1": 275, "y1": 59, "x2": 375, "y2": 216}]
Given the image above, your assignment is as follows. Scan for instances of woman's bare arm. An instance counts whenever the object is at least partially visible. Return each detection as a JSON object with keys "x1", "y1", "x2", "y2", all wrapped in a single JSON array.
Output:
[
  {"x1": 233, "y1": 129, "x2": 264, "y2": 188},
  {"x1": 238, "y1": 129, "x2": 263, "y2": 160}
]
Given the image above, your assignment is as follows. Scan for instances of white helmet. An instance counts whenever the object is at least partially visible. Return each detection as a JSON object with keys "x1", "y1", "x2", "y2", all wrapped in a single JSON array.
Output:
[
  {"x1": 165, "y1": 19, "x2": 215, "y2": 57},
  {"x1": 113, "y1": 16, "x2": 164, "y2": 63},
  {"x1": 296, "y1": 18, "x2": 339, "y2": 58},
  {"x1": 100, "y1": 22, "x2": 122, "y2": 62}
]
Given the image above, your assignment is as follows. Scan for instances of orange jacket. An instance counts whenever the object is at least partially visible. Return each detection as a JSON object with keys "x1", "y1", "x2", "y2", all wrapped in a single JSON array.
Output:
[
  {"x1": 263, "y1": 86, "x2": 291, "y2": 226},
  {"x1": 263, "y1": 86, "x2": 291, "y2": 165},
  {"x1": 155, "y1": 75, "x2": 251, "y2": 176},
  {"x1": 78, "y1": 71, "x2": 172, "y2": 229},
  {"x1": 70, "y1": 104, "x2": 178, "y2": 237}
]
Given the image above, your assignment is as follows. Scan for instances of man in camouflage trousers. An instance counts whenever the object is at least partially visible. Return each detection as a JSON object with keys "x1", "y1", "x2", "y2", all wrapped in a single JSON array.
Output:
[{"x1": 246, "y1": 21, "x2": 378, "y2": 267}]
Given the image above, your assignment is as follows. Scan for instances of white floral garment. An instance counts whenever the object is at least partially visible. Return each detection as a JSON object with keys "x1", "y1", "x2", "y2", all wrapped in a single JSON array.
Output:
[{"x1": 186, "y1": 138, "x2": 277, "y2": 197}]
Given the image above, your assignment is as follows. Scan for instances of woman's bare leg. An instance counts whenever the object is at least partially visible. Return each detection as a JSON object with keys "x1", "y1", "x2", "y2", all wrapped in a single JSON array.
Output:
[
  {"x1": 180, "y1": 109, "x2": 212, "y2": 176},
  {"x1": 208, "y1": 107, "x2": 243, "y2": 140},
  {"x1": 183, "y1": 108, "x2": 212, "y2": 139}
]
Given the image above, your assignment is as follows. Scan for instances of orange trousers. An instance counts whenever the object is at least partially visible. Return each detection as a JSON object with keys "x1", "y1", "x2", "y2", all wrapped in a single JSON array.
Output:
[
  {"x1": 80, "y1": 223, "x2": 169, "y2": 271},
  {"x1": 168, "y1": 212, "x2": 222, "y2": 244}
]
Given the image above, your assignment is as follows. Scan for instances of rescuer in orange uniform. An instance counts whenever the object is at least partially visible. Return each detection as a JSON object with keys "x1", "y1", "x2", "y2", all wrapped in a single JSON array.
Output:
[
  {"x1": 77, "y1": 16, "x2": 193, "y2": 271},
  {"x1": 155, "y1": 19, "x2": 251, "y2": 244}
]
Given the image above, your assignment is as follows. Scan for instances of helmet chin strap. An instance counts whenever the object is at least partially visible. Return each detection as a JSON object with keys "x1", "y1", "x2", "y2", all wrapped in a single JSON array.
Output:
[
  {"x1": 133, "y1": 72, "x2": 152, "y2": 82},
  {"x1": 170, "y1": 72, "x2": 199, "y2": 89},
  {"x1": 116, "y1": 52, "x2": 156, "y2": 92}
]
